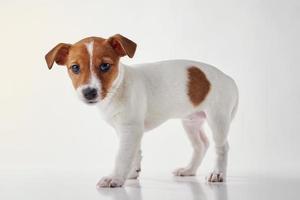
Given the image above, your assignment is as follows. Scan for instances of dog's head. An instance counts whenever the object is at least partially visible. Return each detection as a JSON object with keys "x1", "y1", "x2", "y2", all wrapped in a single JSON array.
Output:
[{"x1": 45, "y1": 34, "x2": 136, "y2": 104}]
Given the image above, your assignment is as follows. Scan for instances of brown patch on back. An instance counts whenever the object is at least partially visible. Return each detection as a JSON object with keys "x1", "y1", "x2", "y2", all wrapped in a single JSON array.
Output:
[{"x1": 187, "y1": 66, "x2": 211, "y2": 106}]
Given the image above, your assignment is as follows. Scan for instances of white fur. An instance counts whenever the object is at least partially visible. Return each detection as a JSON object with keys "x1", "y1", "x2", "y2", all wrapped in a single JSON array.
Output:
[
  {"x1": 76, "y1": 41, "x2": 102, "y2": 102},
  {"x1": 96, "y1": 60, "x2": 239, "y2": 187},
  {"x1": 86, "y1": 41, "x2": 94, "y2": 68}
]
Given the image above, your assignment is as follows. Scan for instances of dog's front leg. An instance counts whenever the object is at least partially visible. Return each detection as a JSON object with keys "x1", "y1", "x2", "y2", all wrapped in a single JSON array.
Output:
[{"x1": 97, "y1": 123, "x2": 143, "y2": 188}]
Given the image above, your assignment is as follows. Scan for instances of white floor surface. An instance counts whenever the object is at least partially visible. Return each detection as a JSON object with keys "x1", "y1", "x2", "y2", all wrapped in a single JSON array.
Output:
[{"x1": 0, "y1": 170, "x2": 299, "y2": 200}]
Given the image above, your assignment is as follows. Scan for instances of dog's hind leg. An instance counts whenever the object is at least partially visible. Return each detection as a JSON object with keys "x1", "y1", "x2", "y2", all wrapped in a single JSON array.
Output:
[
  {"x1": 173, "y1": 111, "x2": 209, "y2": 176},
  {"x1": 206, "y1": 112, "x2": 231, "y2": 182}
]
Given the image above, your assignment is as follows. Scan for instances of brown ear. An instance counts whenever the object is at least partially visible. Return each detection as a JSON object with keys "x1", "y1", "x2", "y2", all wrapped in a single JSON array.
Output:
[
  {"x1": 108, "y1": 34, "x2": 137, "y2": 58},
  {"x1": 45, "y1": 43, "x2": 71, "y2": 69}
]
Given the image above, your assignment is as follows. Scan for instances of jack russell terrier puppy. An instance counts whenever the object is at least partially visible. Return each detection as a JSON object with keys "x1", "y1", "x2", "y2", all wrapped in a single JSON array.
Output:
[{"x1": 45, "y1": 34, "x2": 238, "y2": 187}]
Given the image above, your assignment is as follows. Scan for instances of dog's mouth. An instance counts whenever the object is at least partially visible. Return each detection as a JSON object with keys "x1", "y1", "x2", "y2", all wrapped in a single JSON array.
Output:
[{"x1": 85, "y1": 100, "x2": 99, "y2": 105}]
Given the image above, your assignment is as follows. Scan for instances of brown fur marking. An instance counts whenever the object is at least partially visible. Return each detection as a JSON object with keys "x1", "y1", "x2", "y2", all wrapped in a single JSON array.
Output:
[
  {"x1": 187, "y1": 66, "x2": 211, "y2": 106},
  {"x1": 45, "y1": 34, "x2": 136, "y2": 99}
]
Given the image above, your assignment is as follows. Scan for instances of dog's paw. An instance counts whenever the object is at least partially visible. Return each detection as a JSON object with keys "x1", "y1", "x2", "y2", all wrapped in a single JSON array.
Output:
[
  {"x1": 96, "y1": 176, "x2": 125, "y2": 188},
  {"x1": 206, "y1": 171, "x2": 224, "y2": 182},
  {"x1": 173, "y1": 167, "x2": 196, "y2": 176}
]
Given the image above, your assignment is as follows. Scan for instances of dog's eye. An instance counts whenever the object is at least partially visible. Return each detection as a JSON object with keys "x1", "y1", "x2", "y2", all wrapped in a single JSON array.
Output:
[
  {"x1": 99, "y1": 63, "x2": 111, "y2": 72},
  {"x1": 71, "y1": 64, "x2": 80, "y2": 74}
]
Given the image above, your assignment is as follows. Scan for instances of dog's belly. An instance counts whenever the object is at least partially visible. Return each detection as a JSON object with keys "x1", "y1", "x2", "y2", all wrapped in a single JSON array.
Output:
[
  {"x1": 143, "y1": 107, "x2": 196, "y2": 132},
  {"x1": 144, "y1": 120, "x2": 163, "y2": 132},
  {"x1": 144, "y1": 117, "x2": 167, "y2": 132}
]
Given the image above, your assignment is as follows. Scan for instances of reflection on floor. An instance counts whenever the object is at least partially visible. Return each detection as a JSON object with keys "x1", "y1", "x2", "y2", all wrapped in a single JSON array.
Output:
[{"x1": 0, "y1": 170, "x2": 299, "y2": 200}]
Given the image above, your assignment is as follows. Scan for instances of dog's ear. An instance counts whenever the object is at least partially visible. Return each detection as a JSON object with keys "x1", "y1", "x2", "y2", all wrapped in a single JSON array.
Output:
[
  {"x1": 107, "y1": 34, "x2": 137, "y2": 58},
  {"x1": 45, "y1": 43, "x2": 71, "y2": 69}
]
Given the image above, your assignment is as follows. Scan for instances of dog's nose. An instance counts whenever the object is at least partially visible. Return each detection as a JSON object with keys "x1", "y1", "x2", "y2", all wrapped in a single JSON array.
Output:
[{"x1": 82, "y1": 87, "x2": 97, "y2": 100}]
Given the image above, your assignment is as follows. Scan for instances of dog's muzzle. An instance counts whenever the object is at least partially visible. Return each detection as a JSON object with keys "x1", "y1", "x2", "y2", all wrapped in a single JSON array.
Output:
[{"x1": 82, "y1": 87, "x2": 98, "y2": 102}]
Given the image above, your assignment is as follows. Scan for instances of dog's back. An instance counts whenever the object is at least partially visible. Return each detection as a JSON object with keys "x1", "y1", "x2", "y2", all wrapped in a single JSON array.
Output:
[{"x1": 132, "y1": 60, "x2": 238, "y2": 130}]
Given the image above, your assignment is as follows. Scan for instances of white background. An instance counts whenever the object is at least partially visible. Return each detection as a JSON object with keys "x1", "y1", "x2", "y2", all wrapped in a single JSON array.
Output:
[{"x1": 0, "y1": 0, "x2": 299, "y2": 178}]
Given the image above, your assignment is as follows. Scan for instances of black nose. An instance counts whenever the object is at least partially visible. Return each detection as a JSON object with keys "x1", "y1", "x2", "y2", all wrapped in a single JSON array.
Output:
[{"x1": 82, "y1": 87, "x2": 97, "y2": 100}]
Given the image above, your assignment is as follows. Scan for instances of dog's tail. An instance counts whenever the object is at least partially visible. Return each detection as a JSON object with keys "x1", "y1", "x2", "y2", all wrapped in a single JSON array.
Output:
[{"x1": 231, "y1": 81, "x2": 239, "y2": 121}]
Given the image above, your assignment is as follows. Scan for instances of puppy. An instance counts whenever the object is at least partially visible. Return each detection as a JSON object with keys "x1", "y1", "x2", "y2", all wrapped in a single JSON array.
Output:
[{"x1": 45, "y1": 34, "x2": 238, "y2": 187}]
